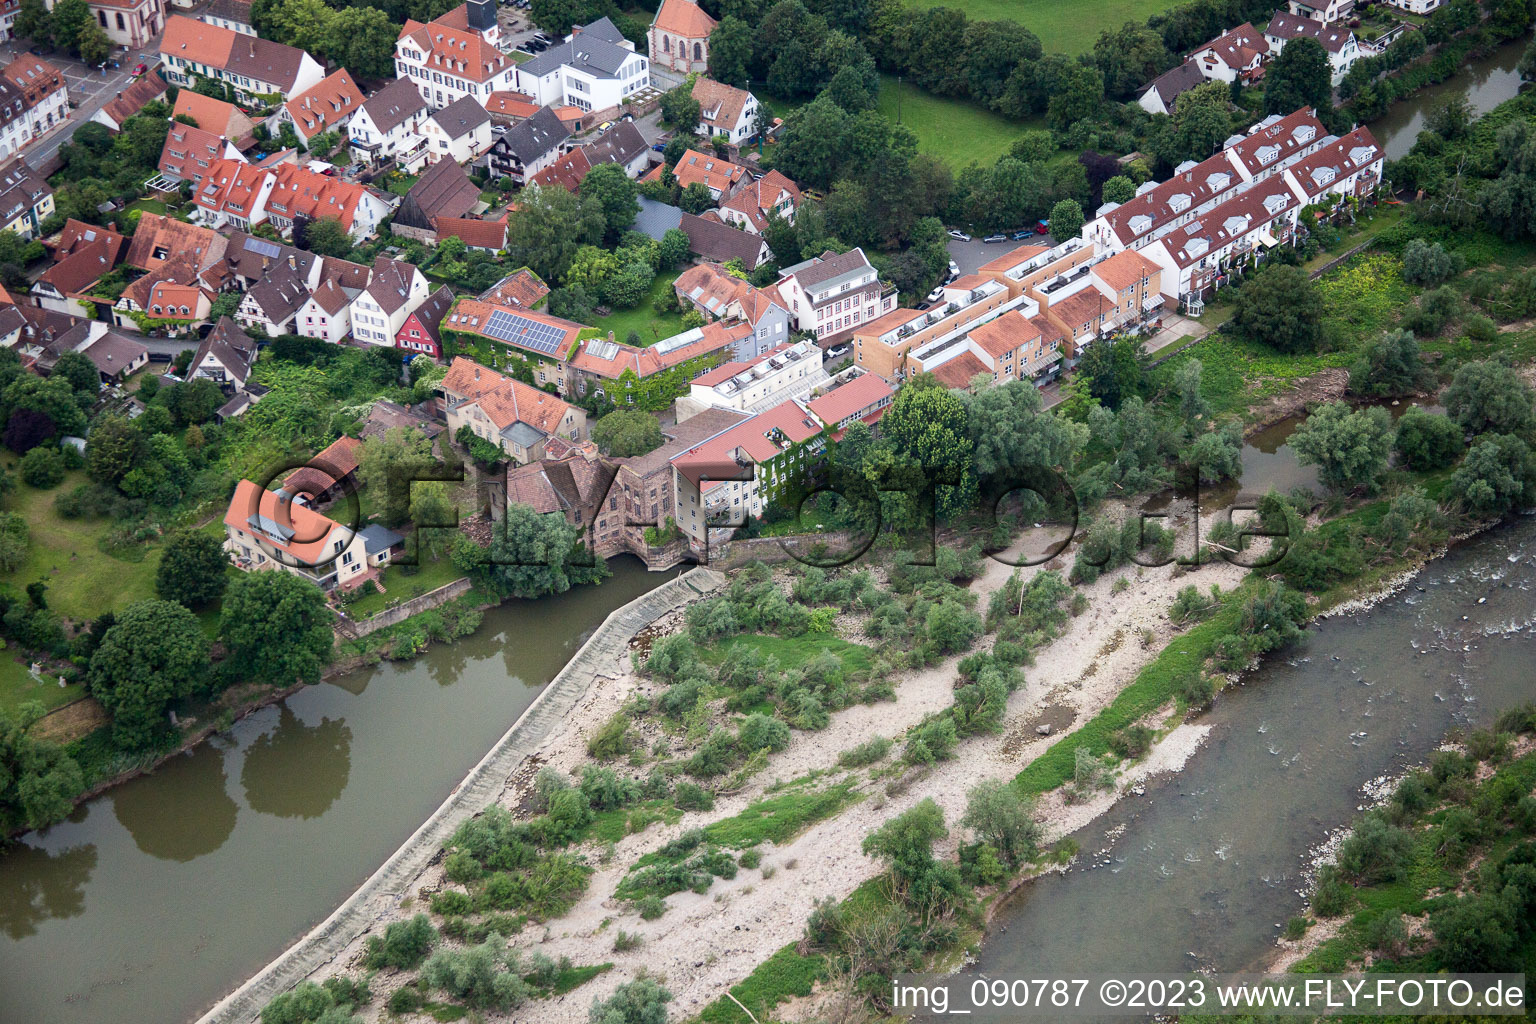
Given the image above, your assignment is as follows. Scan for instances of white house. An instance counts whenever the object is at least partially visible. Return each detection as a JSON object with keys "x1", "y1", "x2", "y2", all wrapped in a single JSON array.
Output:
[
  {"x1": 2, "y1": 56, "x2": 68, "y2": 144},
  {"x1": 189, "y1": 316, "x2": 257, "y2": 390},
  {"x1": 718, "y1": 170, "x2": 800, "y2": 233},
  {"x1": 350, "y1": 256, "x2": 429, "y2": 347},
  {"x1": 348, "y1": 77, "x2": 430, "y2": 171},
  {"x1": 1138, "y1": 184, "x2": 1299, "y2": 313},
  {"x1": 201, "y1": 0, "x2": 254, "y2": 34},
  {"x1": 295, "y1": 277, "x2": 358, "y2": 344},
  {"x1": 420, "y1": 95, "x2": 493, "y2": 165},
  {"x1": 692, "y1": 77, "x2": 758, "y2": 146},
  {"x1": 1287, "y1": 0, "x2": 1354, "y2": 22},
  {"x1": 678, "y1": 338, "x2": 829, "y2": 420},
  {"x1": 1137, "y1": 61, "x2": 1205, "y2": 117},
  {"x1": 775, "y1": 248, "x2": 897, "y2": 343},
  {"x1": 223, "y1": 478, "x2": 373, "y2": 591},
  {"x1": 1266, "y1": 13, "x2": 1360, "y2": 85},
  {"x1": 395, "y1": 1, "x2": 517, "y2": 110},
  {"x1": 514, "y1": 17, "x2": 649, "y2": 112},
  {"x1": 1189, "y1": 23, "x2": 1267, "y2": 84},
  {"x1": 1384, "y1": 0, "x2": 1440, "y2": 12},
  {"x1": 236, "y1": 260, "x2": 309, "y2": 337}
]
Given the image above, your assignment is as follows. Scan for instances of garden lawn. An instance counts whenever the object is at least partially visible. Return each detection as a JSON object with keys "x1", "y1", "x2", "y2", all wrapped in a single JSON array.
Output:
[
  {"x1": 902, "y1": 0, "x2": 1182, "y2": 54},
  {"x1": 1159, "y1": 334, "x2": 1352, "y2": 420},
  {"x1": 875, "y1": 74, "x2": 1039, "y2": 170},
  {"x1": 703, "y1": 632, "x2": 875, "y2": 675},
  {"x1": 586, "y1": 268, "x2": 688, "y2": 346},
  {"x1": 343, "y1": 555, "x2": 467, "y2": 619},
  {"x1": 0, "y1": 652, "x2": 82, "y2": 714},
  {"x1": 0, "y1": 470, "x2": 162, "y2": 623}
]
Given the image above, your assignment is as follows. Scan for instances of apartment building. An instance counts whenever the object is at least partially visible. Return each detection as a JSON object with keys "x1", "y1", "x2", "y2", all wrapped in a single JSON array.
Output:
[
  {"x1": 160, "y1": 16, "x2": 324, "y2": 103},
  {"x1": 348, "y1": 77, "x2": 431, "y2": 171},
  {"x1": 852, "y1": 273, "x2": 1020, "y2": 381},
  {"x1": 676, "y1": 339, "x2": 829, "y2": 421},
  {"x1": 775, "y1": 248, "x2": 897, "y2": 346},
  {"x1": 395, "y1": 1, "x2": 517, "y2": 110}
]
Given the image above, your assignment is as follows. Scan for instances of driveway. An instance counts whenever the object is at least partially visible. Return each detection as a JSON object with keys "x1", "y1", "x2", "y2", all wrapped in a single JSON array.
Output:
[{"x1": 0, "y1": 39, "x2": 162, "y2": 170}]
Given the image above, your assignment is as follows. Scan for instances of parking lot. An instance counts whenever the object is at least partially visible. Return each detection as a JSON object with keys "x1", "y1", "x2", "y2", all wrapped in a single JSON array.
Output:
[{"x1": 945, "y1": 232, "x2": 1057, "y2": 276}]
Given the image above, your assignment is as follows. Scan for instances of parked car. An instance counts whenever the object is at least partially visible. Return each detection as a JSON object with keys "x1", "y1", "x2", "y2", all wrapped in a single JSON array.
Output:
[
  {"x1": 132, "y1": 62, "x2": 148, "y2": 76},
  {"x1": 947, "y1": 229, "x2": 972, "y2": 242},
  {"x1": 1012, "y1": 229, "x2": 1035, "y2": 240},
  {"x1": 825, "y1": 344, "x2": 850, "y2": 360},
  {"x1": 947, "y1": 260, "x2": 959, "y2": 279},
  {"x1": 597, "y1": 121, "x2": 612, "y2": 133},
  {"x1": 651, "y1": 142, "x2": 666, "y2": 153},
  {"x1": 983, "y1": 233, "x2": 1007, "y2": 243},
  {"x1": 925, "y1": 286, "x2": 944, "y2": 304},
  {"x1": 1036, "y1": 219, "x2": 1050, "y2": 234}
]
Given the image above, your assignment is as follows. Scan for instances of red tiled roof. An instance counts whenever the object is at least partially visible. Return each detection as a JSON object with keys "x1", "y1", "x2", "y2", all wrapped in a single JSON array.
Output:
[
  {"x1": 266, "y1": 162, "x2": 371, "y2": 231},
  {"x1": 805, "y1": 372, "x2": 892, "y2": 424},
  {"x1": 446, "y1": 300, "x2": 585, "y2": 359},
  {"x1": 1093, "y1": 249, "x2": 1160, "y2": 292},
  {"x1": 435, "y1": 215, "x2": 506, "y2": 250},
  {"x1": 398, "y1": 14, "x2": 511, "y2": 84},
  {"x1": 284, "y1": 69, "x2": 364, "y2": 137},
  {"x1": 673, "y1": 398, "x2": 822, "y2": 488},
  {"x1": 672, "y1": 148, "x2": 746, "y2": 194},
  {"x1": 225, "y1": 478, "x2": 351, "y2": 564},
  {"x1": 485, "y1": 91, "x2": 538, "y2": 119},
  {"x1": 928, "y1": 351, "x2": 991, "y2": 390},
  {"x1": 967, "y1": 310, "x2": 1043, "y2": 360},
  {"x1": 571, "y1": 320, "x2": 750, "y2": 380},
  {"x1": 653, "y1": 0, "x2": 716, "y2": 38}
]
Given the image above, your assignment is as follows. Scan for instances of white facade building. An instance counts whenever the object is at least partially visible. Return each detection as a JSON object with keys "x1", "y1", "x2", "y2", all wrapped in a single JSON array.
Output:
[{"x1": 514, "y1": 17, "x2": 649, "y2": 112}]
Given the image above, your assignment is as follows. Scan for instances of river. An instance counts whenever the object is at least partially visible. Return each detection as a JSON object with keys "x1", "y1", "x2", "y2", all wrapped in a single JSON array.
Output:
[
  {"x1": 1372, "y1": 36, "x2": 1528, "y2": 161},
  {"x1": 973, "y1": 514, "x2": 1536, "y2": 1012},
  {"x1": 0, "y1": 559, "x2": 667, "y2": 1024}
]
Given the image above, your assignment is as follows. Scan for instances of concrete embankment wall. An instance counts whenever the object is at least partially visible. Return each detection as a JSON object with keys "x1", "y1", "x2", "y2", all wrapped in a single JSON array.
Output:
[
  {"x1": 196, "y1": 566, "x2": 727, "y2": 1024},
  {"x1": 343, "y1": 578, "x2": 474, "y2": 638}
]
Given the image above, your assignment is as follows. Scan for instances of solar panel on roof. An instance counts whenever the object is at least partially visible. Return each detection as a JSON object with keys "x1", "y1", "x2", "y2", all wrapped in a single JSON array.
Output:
[
  {"x1": 245, "y1": 237, "x2": 282, "y2": 258},
  {"x1": 483, "y1": 308, "x2": 566, "y2": 355}
]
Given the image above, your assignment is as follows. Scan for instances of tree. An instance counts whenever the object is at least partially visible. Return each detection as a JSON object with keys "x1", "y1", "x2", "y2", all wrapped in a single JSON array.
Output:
[
  {"x1": 966, "y1": 378, "x2": 1087, "y2": 487},
  {"x1": 19, "y1": 446, "x2": 64, "y2": 488},
  {"x1": 862, "y1": 797, "x2": 964, "y2": 915},
  {"x1": 1450, "y1": 433, "x2": 1536, "y2": 517},
  {"x1": 264, "y1": 0, "x2": 335, "y2": 54},
  {"x1": 708, "y1": 16, "x2": 753, "y2": 87},
  {"x1": 49, "y1": 0, "x2": 89, "y2": 55},
  {"x1": 591, "y1": 408, "x2": 664, "y2": 457},
  {"x1": 1444, "y1": 358, "x2": 1536, "y2": 436},
  {"x1": 1180, "y1": 419, "x2": 1243, "y2": 483},
  {"x1": 358, "y1": 426, "x2": 436, "y2": 527},
  {"x1": 880, "y1": 374, "x2": 974, "y2": 519},
  {"x1": 1075, "y1": 334, "x2": 1144, "y2": 410},
  {"x1": 960, "y1": 779, "x2": 1040, "y2": 865},
  {"x1": 0, "y1": 511, "x2": 27, "y2": 572},
  {"x1": 155, "y1": 530, "x2": 229, "y2": 608},
  {"x1": 298, "y1": 217, "x2": 352, "y2": 258},
  {"x1": 471, "y1": 502, "x2": 603, "y2": 599},
  {"x1": 1521, "y1": 35, "x2": 1536, "y2": 81},
  {"x1": 1393, "y1": 407, "x2": 1463, "y2": 471},
  {"x1": 579, "y1": 163, "x2": 639, "y2": 243},
  {"x1": 657, "y1": 227, "x2": 690, "y2": 269},
  {"x1": 219, "y1": 571, "x2": 334, "y2": 686},
  {"x1": 0, "y1": 701, "x2": 83, "y2": 834},
  {"x1": 88, "y1": 600, "x2": 210, "y2": 750},
  {"x1": 1048, "y1": 198, "x2": 1083, "y2": 242},
  {"x1": 51, "y1": 350, "x2": 99, "y2": 404},
  {"x1": 75, "y1": 18, "x2": 111, "y2": 66},
  {"x1": 5, "y1": 374, "x2": 88, "y2": 444},
  {"x1": 1290, "y1": 401, "x2": 1394, "y2": 494},
  {"x1": 1101, "y1": 175, "x2": 1136, "y2": 205},
  {"x1": 659, "y1": 82, "x2": 701, "y2": 131},
  {"x1": 679, "y1": 182, "x2": 714, "y2": 214},
  {"x1": 1347, "y1": 329, "x2": 1434, "y2": 398},
  {"x1": 1264, "y1": 37, "x2": 1331, "y2": 116},
  {"x1": 505, "y1": 185, "x2": 605, "y2": 283},
  {"x1": 328, "y1": 6, "x2": 400, "y2": 79},
  {"x1": 1401, "y1": 238, "x2": 1458, "y2": 286},
  {"x1": 14, "y1": 0, "x2": 50, "y2": 45},
  {"x1": 1229, "y1": 264, "x2": 1323, "y2": 354}
]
